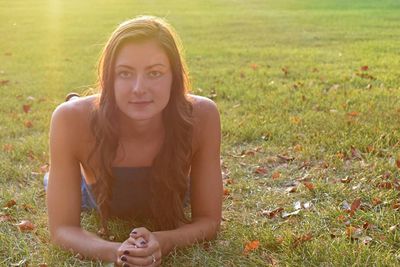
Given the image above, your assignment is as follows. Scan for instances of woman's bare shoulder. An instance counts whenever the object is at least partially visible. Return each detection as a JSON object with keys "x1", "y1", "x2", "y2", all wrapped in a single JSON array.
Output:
[
  {"x1": 189, "y1": 94, "x2": 221, "y2": 152},
  {"x1": 51, "y1": 95, "x2": 98, "y2": 139},
  {"x1": 189, "y1": 94, "x2": 219, "y2": 120}
]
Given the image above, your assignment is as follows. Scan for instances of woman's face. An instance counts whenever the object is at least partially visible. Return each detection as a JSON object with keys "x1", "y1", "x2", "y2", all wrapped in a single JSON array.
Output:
[{"x1": 113, "y1": 40, "x2": 172, "y2": 122}]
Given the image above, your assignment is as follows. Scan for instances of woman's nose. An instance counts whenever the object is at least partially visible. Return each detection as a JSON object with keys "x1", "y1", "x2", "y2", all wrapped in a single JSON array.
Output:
[{"x1": 131, "y1": 75, "x2": 146, "y2": 96}]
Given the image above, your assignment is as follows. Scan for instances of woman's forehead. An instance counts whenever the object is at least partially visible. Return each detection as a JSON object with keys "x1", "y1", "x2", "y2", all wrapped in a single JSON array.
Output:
[{"x1": 115, "y1": 40, "x2": 170, "y2": 68}]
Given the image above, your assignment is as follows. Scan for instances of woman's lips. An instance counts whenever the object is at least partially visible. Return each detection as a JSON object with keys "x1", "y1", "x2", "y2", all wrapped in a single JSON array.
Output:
[{"x1": 128, "y1": 100, "x2": 153, "y2": 106}]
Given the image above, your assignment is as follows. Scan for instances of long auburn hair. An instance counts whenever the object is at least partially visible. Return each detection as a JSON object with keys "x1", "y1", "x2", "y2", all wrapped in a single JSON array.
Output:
[{"x1": 88, "y1": 16, "x2": 193, "y2": 232}]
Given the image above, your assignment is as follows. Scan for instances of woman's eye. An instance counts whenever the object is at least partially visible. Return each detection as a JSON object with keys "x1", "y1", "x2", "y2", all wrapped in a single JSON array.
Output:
[
  {"x1": 148, "y1": 71, "x2": 162, "y2": 78},
  {"x1": 118, "y1": 71, "x2": 132, "y2": 79}
]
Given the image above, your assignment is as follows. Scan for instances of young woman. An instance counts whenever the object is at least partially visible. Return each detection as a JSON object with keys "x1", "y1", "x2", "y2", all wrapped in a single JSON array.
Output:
[{"x1": 46, "y1": 16, "x2": 222, "y2": 266}]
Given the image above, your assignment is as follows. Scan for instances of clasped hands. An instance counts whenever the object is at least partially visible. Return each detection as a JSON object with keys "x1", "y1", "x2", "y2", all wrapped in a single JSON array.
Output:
[{"x1": 115, "y1": 227, "x2": 162, "y2": 267}]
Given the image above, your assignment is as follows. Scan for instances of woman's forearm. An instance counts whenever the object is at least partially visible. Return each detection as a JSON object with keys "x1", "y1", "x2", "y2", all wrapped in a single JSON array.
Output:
[
  {"x1": 51, "y1": 226, "x2": 121, "y2": 263},
  {"x1": 154, "y1": 217, "x2": 220, "y2": 256}
]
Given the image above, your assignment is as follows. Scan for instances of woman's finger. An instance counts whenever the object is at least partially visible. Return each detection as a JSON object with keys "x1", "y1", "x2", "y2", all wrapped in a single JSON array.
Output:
[{"x1": 130, "y1": 227, "x2": 150, "y2": 241}]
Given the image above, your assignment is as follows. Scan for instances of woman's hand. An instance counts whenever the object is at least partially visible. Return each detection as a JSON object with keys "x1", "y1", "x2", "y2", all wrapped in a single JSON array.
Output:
[{"x1": 115, "y1": 227, "x2": 162, "y2": 266}]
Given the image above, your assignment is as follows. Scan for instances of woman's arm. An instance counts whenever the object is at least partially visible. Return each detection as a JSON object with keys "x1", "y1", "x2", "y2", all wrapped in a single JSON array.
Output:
[
  {"x1": 47, "y1": 101, "x2": 121, "y2": 262},
  {"x1": 155, "y1": 96, "x2": 223, "y2": 255}
]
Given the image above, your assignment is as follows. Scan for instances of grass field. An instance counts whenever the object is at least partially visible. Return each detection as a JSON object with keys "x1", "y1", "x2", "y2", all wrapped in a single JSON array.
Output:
[{"x1": 1, "y1": 0, "x2": 400, "y2": 266}]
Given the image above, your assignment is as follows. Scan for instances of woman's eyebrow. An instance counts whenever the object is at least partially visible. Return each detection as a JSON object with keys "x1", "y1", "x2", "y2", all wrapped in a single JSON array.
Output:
[{"x1": 115, "y1": 63, "x2": 167, "y2": 70}]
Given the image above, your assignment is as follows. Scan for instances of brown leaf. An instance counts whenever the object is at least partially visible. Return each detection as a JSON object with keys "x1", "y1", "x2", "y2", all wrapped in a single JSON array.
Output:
[
  {"x1": 39, "y1": 264, "x2": 48, "y2": 267},
  {"x1": 254, "y1": 166, "x2": 267, "y2": 175},
  {"x1": 340, "y1": 177, "x2": 352, "y2": 183},
  {"x1": 303, "y1": 182, "x2": 315, "y2": 191},
  {"x1": 292, "y1": 233, "x2": 313, "y2": 248},
  {"x1": 360, "y1": 65, "x2": 369, "y2": 71},
  {"x1": 290, "y1": 116, "x2": 301, "y2": 125},
  {"x1": 250, "y1": 63, "x2": 259, "y2": 70},
  {"x1": 293, "y1": 144, "x2": 302, "y2": 152},
  {"x1": 24, "y1": 120, "x2": 33, "y2": 128},
  {"x1": 14, "y1": 220, "x2": 35, "y2": 232},
  {"x1": 281, "y1": 67, "x2": 289, "y2": 76},
  {"x1": 350, "y1": 198, "x2": 361, "y2": 216},
  {"x1": 285, "y1": 186, "x2": 297, "y2": 193},
  {"x1": 3, "y1": 144, "x2": 13, "y2": 152},
  {"x1": 271, "y1": 171, "x2": 281, "y2": 180},
  {"x1": 372, "y1": 197, "x2": 382, "y2": 206},
  {"x1": 261, "y1": 207, "x2": 284, "y2": 219},
  {"x1": 223, "y1": 188, "x2": 230, "y2": 196},
  {"x1": 396, "y1": 158, "x2": 400, "y2": 169},
  {"x1": 377, "y1": 182, "x2": 393, "y2": 189},
  {"x1": 243, "y1": 240, "x2": 260, "y2": 254},
  {"x1": 347, "y1": 111, "x2": 359, "y2": 117},
  {"x1": 22, "y1": 104, "x2": 31, "y2": 113},
  {"x1": 5, "y1": 199, "x2": 16, "y2": 208},
  {"x1": 0, "y1": 80, "x2": 10, "y2": 86}
]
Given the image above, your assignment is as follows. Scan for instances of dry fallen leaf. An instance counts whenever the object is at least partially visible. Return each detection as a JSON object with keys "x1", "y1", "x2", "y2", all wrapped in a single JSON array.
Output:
[
  {"x1": 360, "y1": 65, "x2": 369, "y2": 71},
  {"x1": 303, "y1": 182, "x2": 315, "y2": 191},
  {"x1": 3, "y1": 144, "x2": 13, "y2": 152},
  {"x1": 292, "y1": 233, "x2": 313, "y2": 248},
  {"x1": 349, "y1": 198, "x2": 361, "y2": 216},
  {"x1": 250, "y1": 63, "x2": 259, "y2": 70},
  {"x1": 0, "y1": 79, "x2": 10, "y2": 86},
  {"x1": 261, "y1": 207, "x2": 284, "y2": 219},
  {"x1": 372, "y1": 197, "x2": 382, "y2": 206},
  {"x1": 244, "y1": 240, "x2": 260, "y2": 254},
  {"x1": 254, "y1": 166, "x2": 267, "y2": 175},
  {"x1": 22, "y1": 104, "x2": 31, "y2": 113},
  {"x1": 14, "y1": 220, "x2": 35, "y2": 232},
  {"x1": 285, "y1": 186, "x2": 297, "y2": 193},
  {"x1": 24, "y1": 120, "x2": 33, "y2": 128},
  {"x1": 5, "y1": 199, "x2": 16, "y2": 208},
  {"x1": 271, "y1": 171, "x2": 281, "y2": 180},
  {"x1": 223, "y1": 188, "x2": 230, "y2": 196}
]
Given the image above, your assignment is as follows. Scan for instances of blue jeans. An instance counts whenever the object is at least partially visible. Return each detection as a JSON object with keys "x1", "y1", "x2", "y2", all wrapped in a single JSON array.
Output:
[{"x1": 43, "y1": 173, "x2": 98, "y2": 211}]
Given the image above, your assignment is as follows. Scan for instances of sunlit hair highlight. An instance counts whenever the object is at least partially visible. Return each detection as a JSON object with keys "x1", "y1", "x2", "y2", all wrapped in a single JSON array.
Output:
[{"x1": 89, "y1": 16, "x2": 193, "y2": 232}]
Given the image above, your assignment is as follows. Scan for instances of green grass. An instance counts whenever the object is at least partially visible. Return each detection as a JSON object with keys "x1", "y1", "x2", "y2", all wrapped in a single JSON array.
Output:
[{"x1": 1, "y1": 0, "x2": 400, "y2": 265}]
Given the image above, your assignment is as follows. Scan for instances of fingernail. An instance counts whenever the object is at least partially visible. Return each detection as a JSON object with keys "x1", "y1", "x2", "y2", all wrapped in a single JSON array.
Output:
[
  {"x1": 122, "y1": 263, "x2": 130, "y2": 267},
  {"x1": 121, "y1": 255, "x2": 127, "y2": 262},
  {"x1": 123, "y1": 250, "x2": 129, "y2": 255}
]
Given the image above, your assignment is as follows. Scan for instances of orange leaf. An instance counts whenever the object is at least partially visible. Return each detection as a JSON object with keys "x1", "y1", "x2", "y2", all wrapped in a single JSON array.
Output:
[
  {"x1": 372, "y1": 197, "x2": 382, "y2": 206},
  {"x1": 303, "y1": 182, "x2": 315, "y2": 191},
  {"x1": 271, "y1": 171, "x2": 280, "y2": 180},
  {"x1": 294, "y1": 144, "x2": 302, "y2": 152},
  {"x1": 22, "y1": 104, "x2": 31, "y2": 113},
  {"x1": 340, "y1": 177, "x2": 352, "y2": 183},
  {"x1": 244, "y1": 240, "x2": 260, "y2": 254},
  {"x1": 360, "y1": 65, "x2": 369, "y2": 71},
  {"x1": 24, "y1": 120, "x2": 33, "y2": 128},
  {"x1": 261, "y1": 207, "x2": 284, "y2": 219},
  {"x1": 293, "y1": 233, "x2": 313, "y2": 248},
  {"x1": 396, "y1": 158, "x2": 400, "y2": 169},
  {"x1": 5, "y1": 199, "x2": 16, "y2": 208},
  {"x1": 14, "y1": 220, "x2": 35, "y2": 232},
  {"x1": 250, "y1": 63, "x2": 259, "y2": 70},
  {"x1": 254, "y1": 166, "x2": 267, "y2": 175},
  {"x1": 347, "y1": 111, "x2": 359, "y2": 117},
  {"x1": 285, "y1": 186, "x2": 297, "y2": 193},
  {"x1": 377, "y1": 182, "x2": 393, "y2": 189},
  {"x1": 223, "y1": 188, "x2": 230, "y2": 196},
  {"x1": 350, "y1": 198, "x2": 361, "y2": 216},
  {"x1": 3, "y1": 144, "x2": 13, "y2": 152},
  {"x1": 290, "y1": 116, "x2": 301, "y2": 125}
]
